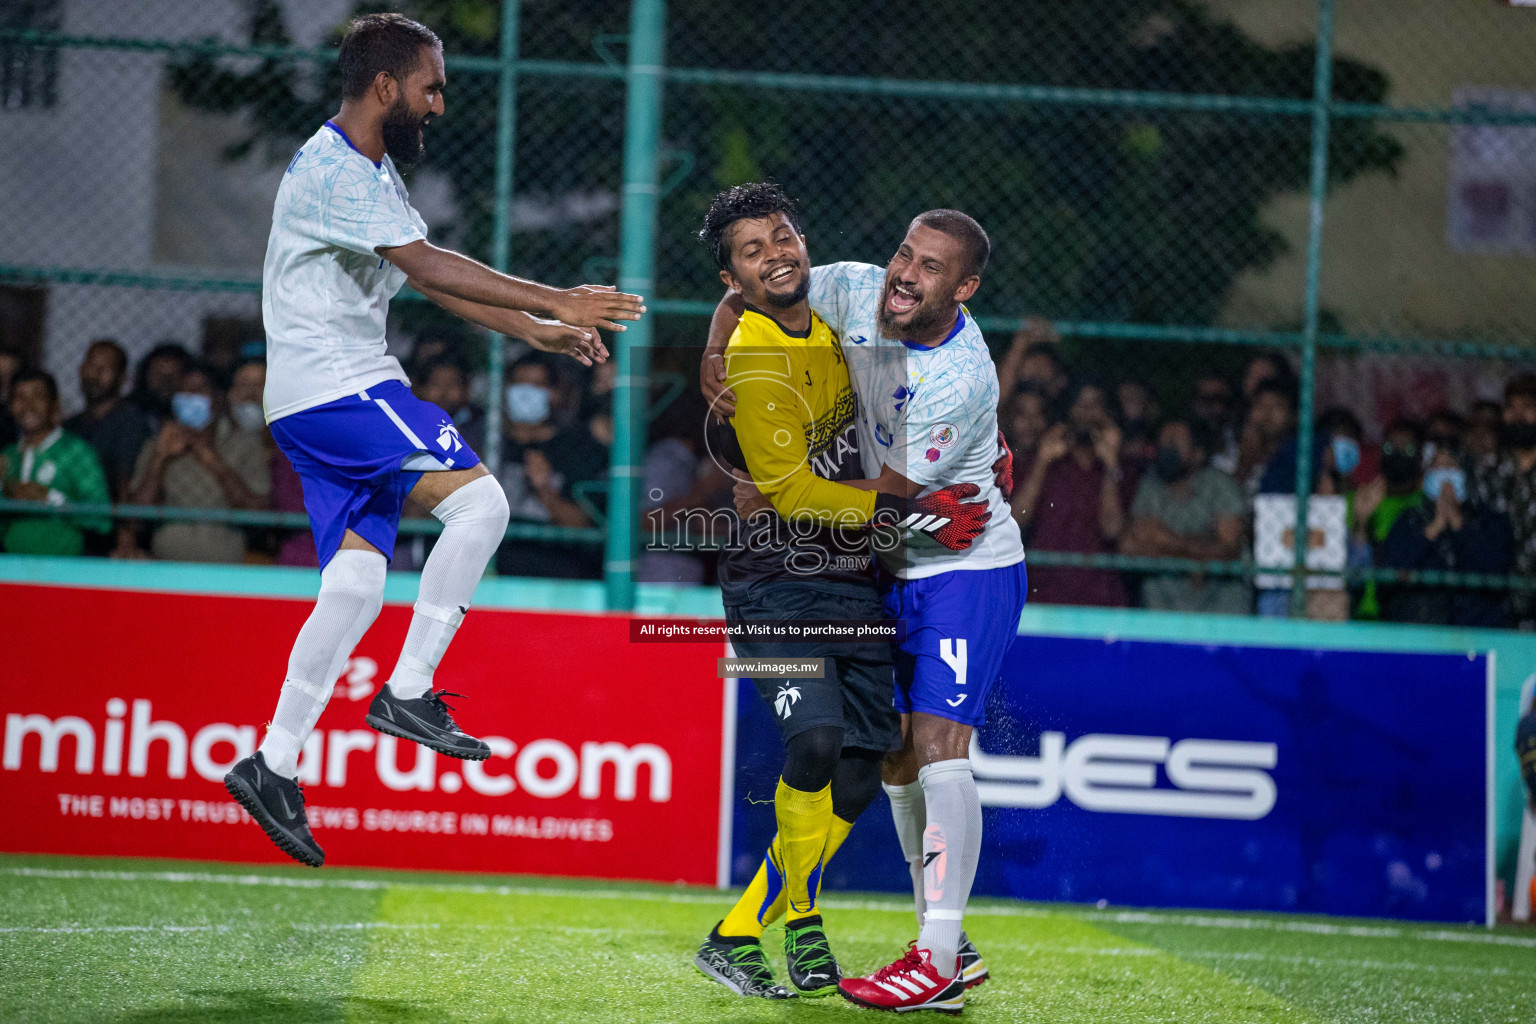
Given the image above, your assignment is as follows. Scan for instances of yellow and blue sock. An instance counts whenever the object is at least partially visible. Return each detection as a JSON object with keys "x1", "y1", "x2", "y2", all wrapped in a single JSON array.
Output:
[{"x1": 719, "y1": 793, "x2": 856, "y2": 938}]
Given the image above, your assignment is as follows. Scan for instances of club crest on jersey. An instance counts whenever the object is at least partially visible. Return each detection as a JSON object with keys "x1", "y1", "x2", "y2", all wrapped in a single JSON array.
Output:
[
  {"x1": 929, "y1": 423, "x2": 957, "y2": 450},
  {"x1": 437, "y1": 422, "x2": 464, "y2": 453}
]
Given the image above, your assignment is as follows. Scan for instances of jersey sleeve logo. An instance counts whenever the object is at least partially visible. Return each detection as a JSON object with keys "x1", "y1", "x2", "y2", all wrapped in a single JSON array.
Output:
[{"x1": 929, "y1": 423, "x2": 957, "y2": 450}]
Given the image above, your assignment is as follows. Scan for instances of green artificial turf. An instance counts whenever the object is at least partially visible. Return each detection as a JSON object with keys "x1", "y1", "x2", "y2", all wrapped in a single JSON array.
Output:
[{"x1": 1, "y1": 854, "x2": 1532, "y2": 1023}]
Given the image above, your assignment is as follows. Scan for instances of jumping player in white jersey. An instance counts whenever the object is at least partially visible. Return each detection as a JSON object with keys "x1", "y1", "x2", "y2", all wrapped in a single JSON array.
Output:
[
  {"x1": 704, "y1": 210, "x2": 1025, "y2": 1014},
  {"x1": 224, "y1": 13, "x2": 644, "y2": 868}
]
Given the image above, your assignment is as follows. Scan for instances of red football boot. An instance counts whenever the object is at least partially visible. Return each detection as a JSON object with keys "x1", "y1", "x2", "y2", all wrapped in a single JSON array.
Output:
[{"x1": 838, "y1": 942, "x2": 965, "y2": 1015}]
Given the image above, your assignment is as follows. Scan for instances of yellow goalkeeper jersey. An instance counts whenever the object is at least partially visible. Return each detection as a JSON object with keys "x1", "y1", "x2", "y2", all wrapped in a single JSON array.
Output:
[{"x1": 711, "y1": 304, "x2": 877, "y2": 599}]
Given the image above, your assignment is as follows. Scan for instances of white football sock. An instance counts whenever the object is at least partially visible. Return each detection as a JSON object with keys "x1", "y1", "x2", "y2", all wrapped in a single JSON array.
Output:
[
  {"x1": 388, "y1": 474, "x2": 508, "y2": 700},
  {"x1": 884, "y1": 779, "x2": 928, "y2": 927},
  {"x1": 916, "y1": 758, "x2": 982, "y2": 979},
  {"x1": 258, "y1": 549, "x2": 386, "y2": 778}
]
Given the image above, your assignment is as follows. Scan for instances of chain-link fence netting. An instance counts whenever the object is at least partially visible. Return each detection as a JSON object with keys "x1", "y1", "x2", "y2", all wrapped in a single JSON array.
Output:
[{"x1": 2, "y1": 0, "x2": 1535, "y2": 621}]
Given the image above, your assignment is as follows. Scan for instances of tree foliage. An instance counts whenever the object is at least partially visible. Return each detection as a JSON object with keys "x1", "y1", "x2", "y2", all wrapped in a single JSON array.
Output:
[{"x1": 169, "y1": 0, "x2": 1402, "y2": 335}]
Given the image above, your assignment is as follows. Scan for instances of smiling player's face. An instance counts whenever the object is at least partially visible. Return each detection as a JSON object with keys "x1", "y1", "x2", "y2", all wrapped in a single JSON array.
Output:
[
  {"x1": 721, "y1": 213, "x2": 810, "y2": 310},
  {"x1": 879, "y1": 223, "x2": 978, "y2": 340}
]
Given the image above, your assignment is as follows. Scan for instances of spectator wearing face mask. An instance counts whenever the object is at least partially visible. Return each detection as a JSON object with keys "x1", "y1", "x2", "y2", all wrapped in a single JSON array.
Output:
[
  {"x1": 1316, "y1": 408, "x2": 1365, "y2": 493},
  {"x1": 496, "y1": 353, "x2": 608, "y2": 578},
  {"x1": 1472, "y1": 374, "x2": 1536, "y2": 629},
  {"x1": 0, "y1": 368, "x2": 111, "y2": 556},
  {"x1": 1423, "y1": 409, "x2": 1466, "y2": 469},
  {"x1": 1011, "y1": 382, "x2": 1127, "y2": 607},
  {"x1": 1120, "y1": 416, "x2": 1248, "y2": 614},
  {"x1": 127, "y1": 342, "x2": 194, "y2": 428},
  {"x1": 1352, "y1": 420, "x2": 1428, "y2": 620},
  {"x1": 1378, "y1": 444, "x2": 1512, "y2": 627},
  {"x1": 226, "y1": 358, "x2": 269, "y2": 439},
  {"x1": 64, "y1": 339, "x2": 152, "y2": 500},
  {"x1": 121, "y1": 362, "x2": 271, "y2": 563}
]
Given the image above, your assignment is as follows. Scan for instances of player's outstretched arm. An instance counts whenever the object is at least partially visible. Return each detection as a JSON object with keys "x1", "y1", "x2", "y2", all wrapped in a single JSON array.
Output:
[
  {"x1": 700, "y1": 290, "x2": 745, "y2": 420},
  {"x1": 383, "y1": 240, "x2": 645, "y2": 331},
  {"x1": 412, "y1": 279, "x2": 608, "y2": 366}
]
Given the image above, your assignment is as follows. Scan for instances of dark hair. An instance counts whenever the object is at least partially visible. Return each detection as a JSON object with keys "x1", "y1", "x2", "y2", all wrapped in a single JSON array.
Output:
[
  {"x1": 86, "y1": 339, "x2": 128, "y2": 377},
  {"x1": 510, "y1": 351, "x2": 555, "y2": 379},
  {"x1": 911, "y1": 209, "x2": 990, "y2": 279},
  {"x1": 1022, "y1": 340, "x2": 1064, "y2": 370},
  {"x1": 11, "y1": 367, "x2": 58, "y2": 404},
  {"x1": 338, "y1": 13, "x2": 441, "y2": 101},
  {"x1": 1160, "y1": 414, "x2": 1218, "y2": 462},
  {"x1": 417, "y1": 356, "x2": 467, "y2": 387},
  {"x1": 134, "y1": 342, "x2": 193, "y2": 393},
  {"x1": 1252, "y1": 377, "x2": 1299, "y2": 413},
  {"x1": 180, "y1": 359, "x2": 219, "y2": 390},
  {"x1": 1505, "y1": 373, "x2": 1536, "y2": 405},
  {"x1": 1383, "y1": 417, "x2": 1426, "y2": 448},
  {"x1": 1425, "y1": 408, "x2": 1465, "y2": 434},
  {"x1": 1245, "y1": 349, "x2": 1297, "y2": 391},
  {"x1": 699, "y1": 182, "x2": 802, "y2": 273},
  {"x1": 1066, "y1": 380, "x2": 1119, "y2": 423},
  {"x1": 1316, "y1": 405, "x2": 1362, "y2": 440},
  {"x1": 1473, "y1": 398, "x2": 1504, "y2": 418}
]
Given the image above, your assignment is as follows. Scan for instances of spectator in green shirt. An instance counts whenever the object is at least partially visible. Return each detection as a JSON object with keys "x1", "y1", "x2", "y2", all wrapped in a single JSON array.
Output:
[{"x1": 0, "y1": 368, "x2": 111, "y2": 556}]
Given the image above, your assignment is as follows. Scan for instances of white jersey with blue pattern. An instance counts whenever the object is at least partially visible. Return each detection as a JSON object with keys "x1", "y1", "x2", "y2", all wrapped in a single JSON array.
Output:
[
  {"x1": 261, "y1": 123, "x2": 426, "y2": 423},
  {"x1": 810, "y1": 261, "x2": 1024, "y2": 579}
]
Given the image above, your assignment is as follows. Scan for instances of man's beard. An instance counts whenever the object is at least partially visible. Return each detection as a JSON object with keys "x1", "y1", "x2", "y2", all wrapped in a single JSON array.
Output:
[
  {"x1": 877, "y1": 284, "x2": 952, "y2": 339},
  {"x1": 382, "y1": 96, "x2": 427, "y2": 165},
  {"x1": 761, "y1": 267, "x2": 810, "y2": 309}
]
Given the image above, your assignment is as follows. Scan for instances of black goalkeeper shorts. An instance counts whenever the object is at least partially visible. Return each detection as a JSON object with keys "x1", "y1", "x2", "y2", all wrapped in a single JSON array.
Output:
[{"x1": 724, "y1": 579, "x2": 900, "y2": 754}]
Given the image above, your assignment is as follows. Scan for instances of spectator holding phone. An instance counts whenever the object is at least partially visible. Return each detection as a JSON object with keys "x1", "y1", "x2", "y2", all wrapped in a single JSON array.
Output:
[{"x1": 122, "y1": 362, "x2": 270, "y2": 563}]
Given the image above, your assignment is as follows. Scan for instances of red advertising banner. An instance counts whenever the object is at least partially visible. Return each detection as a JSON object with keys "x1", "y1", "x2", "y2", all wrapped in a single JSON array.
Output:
[{"x1": 0, "y1": 583, "x2": 731, "y2": 885}]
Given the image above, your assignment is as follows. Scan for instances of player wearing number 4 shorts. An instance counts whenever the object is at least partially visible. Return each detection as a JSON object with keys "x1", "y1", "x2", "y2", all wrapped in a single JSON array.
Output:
[
  {"x1": 691, "y1": 185, "x2": 994, "y2": 1001},
  {"x1": 221, "y1": 13, "x2": 642, "y2": 869},
  {"x1": 706, "y1": 205, "x2": 1025, "y2": 1013}
]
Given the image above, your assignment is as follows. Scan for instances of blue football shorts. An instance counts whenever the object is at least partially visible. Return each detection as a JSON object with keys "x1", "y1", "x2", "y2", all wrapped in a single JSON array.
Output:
[
  {"x1": 883, "y1": 560, "x2": 1027, "y2": 727},
  {"x1": 269, "y1": 380, "x2": 481, "y2": 568}
]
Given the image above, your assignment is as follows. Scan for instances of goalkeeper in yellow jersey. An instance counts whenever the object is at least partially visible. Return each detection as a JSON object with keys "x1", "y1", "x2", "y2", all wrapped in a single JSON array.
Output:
[{"x1": 691, "y1": 184, "x2": 991, "y2": 1000}]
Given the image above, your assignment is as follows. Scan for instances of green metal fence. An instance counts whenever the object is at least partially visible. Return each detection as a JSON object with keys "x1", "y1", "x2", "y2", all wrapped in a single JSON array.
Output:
[{"x1": 2, "y1": 0, "x2": 1535, "y2": 616}]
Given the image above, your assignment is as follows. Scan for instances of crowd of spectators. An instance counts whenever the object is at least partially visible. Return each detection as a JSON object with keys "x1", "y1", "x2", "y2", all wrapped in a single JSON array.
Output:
[
  {"x1": 0, "y1": 334, "x2": 731, "y2": 586},
  {"x1": 994, "y1": 320, "x2": 1536, "y2": 629},
  {"x1": 3, "y1": 321, "x2": 1535, "y2": 630}
]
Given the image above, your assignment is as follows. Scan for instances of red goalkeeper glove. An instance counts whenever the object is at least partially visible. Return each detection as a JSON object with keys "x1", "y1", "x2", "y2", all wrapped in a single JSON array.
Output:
[
  {"x1": 873, "y1": 482, "x2": 993, "y2": 551},
  {"x1": 991, "y1": 430, "x2": 1014, "y2": 500}
]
